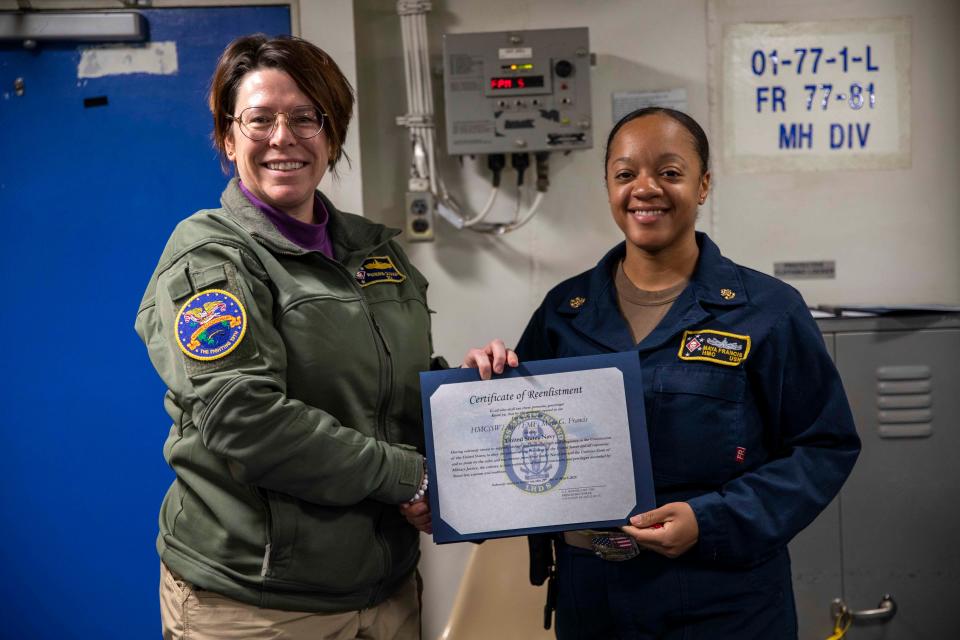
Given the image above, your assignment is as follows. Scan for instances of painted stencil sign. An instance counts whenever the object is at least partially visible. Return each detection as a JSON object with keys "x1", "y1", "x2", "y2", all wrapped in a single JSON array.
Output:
[{"x1": 723, "y1": 18, "x2": 910, "y2": 172}]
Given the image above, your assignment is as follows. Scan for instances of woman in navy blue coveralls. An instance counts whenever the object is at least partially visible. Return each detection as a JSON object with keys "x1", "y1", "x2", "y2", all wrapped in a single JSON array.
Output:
[{"x1": 463, "y1": 108, "x2": 861, "y2": 639}]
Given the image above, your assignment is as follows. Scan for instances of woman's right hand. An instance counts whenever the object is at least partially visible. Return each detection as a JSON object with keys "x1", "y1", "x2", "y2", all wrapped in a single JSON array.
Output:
[{"x1": 462, "y1": 339, "x2": 519, "y2": 380}]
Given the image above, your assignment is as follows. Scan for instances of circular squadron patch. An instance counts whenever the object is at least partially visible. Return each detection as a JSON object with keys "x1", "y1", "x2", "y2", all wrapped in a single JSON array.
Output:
[
  {"x1": 175, "y1": 289, "x2": 247, "y2": 361},
  {"x1": 501, "y1": 410, "x2": 567, "y2": 494}
]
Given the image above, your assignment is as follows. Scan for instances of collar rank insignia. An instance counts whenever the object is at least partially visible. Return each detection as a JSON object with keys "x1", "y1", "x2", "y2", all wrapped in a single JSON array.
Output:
[
  {"x1": 678, "y1": 329, "x2": 751, "y2": 367},
  {"x1": 175, "y1": 289, "x2": 247, "y2": 361},
  {"x1": 569, "y1": 296, "x2": 586, "y2": 309},
  {"x1": 720, "y1": 288, "x2": 736, "y2": 300},
  {"x1": 355, "y1": 255, "x2": 406, "y2": 287}
]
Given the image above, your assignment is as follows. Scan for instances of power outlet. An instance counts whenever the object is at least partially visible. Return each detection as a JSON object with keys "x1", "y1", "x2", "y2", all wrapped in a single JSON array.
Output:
[{"x1": 405, "y1": 191, "x2": 435, "y2": 242}]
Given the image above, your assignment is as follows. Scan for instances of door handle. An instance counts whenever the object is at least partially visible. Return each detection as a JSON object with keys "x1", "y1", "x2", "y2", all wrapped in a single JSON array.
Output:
[{"x1": 831, "y1": 594, "x2": 897, "y2": 622}]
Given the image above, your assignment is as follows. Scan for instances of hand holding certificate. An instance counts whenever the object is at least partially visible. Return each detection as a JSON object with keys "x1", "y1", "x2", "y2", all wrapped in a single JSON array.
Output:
[{"x1": 419, "y1": 351, "x2": 655, "y2": 543}]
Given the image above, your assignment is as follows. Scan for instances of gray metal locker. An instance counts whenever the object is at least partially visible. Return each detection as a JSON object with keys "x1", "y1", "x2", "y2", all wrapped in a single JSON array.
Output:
[{"x1": 790, "y1": 314, "x2": 960, "y2": 639}]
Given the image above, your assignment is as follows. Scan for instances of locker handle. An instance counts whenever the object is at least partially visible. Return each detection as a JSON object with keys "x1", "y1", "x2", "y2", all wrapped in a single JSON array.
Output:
[{"x1": 831, "y1": 594, "x2": 897, "y2": 622}]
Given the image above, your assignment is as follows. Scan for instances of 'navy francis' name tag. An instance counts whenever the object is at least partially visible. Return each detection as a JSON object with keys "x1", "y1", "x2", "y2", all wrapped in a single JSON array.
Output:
[{"x1": 678, "y1": 329, "x2": 751, "y2": 367}]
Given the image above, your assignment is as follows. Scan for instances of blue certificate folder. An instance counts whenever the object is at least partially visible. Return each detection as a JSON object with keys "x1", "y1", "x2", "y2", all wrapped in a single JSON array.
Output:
[{"x1": 419, "y1": 351, "x2": 655, "y2": 544}]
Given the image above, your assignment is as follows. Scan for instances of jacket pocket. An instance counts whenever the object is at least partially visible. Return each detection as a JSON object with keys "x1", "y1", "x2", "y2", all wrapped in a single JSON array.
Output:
[
  {"x1": 260, "y1": 494, "x2": 394, "y2": 595},
  {"x1": 191, "y1": 263, "x2": 228, "y2": 290},
  {"x1": 259, "y1": 489, "x2": 290, "y2": 579},
  {"x1": 649, "y1": 364, "x2": 746, "y2": 484}
]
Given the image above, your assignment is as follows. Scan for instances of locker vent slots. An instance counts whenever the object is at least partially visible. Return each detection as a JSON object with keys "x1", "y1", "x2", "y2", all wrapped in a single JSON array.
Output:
[{"x1": 875, "y1": 365, "x2": 932, "y2": 438}]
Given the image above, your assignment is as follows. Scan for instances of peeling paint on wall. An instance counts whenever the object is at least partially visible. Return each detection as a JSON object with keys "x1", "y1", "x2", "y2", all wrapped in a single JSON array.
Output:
[{"x1": 78, "y1": 41, "x2": 179, "y2": 79}]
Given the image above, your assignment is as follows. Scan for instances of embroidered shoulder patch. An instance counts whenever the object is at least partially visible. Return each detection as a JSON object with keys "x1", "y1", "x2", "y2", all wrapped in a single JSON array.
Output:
[
  {"x1": 355, "y1": 255, "x2": 406, "y2": 287},
  {"x1": 175, "y1": 289, "x2": 247, "y2": 361},
  {"x1": 678, "y1": 329, "x2": 751, "y2": 367}
]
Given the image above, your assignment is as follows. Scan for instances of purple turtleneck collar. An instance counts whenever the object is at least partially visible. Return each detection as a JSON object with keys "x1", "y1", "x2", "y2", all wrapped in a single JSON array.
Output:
[{"x1": 238, "y1": 180, "x2": 334, "y2": 259}]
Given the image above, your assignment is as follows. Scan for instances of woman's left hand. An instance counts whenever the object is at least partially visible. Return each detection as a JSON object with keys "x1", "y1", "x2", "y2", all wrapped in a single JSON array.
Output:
[
  {"x1": 621, "y1": 502, "x2": 699, "y2": 558},
  {"x1": 399, "y1": 499, "x2": 432, "y2": 535}
]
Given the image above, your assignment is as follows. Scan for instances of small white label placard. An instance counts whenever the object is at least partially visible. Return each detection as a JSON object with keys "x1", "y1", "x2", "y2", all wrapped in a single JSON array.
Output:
[{"x1": 498, "y1": 47, "x2": 533, "y2": 60}]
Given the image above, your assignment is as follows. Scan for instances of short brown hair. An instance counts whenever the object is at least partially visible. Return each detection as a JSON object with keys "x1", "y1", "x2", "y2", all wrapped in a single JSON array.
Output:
[{"x1": 208, "y1": 34, "x2": 354, "y2": 174}]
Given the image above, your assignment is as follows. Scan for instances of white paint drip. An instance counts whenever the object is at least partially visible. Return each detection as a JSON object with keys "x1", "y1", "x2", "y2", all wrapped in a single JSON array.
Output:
[{"x1": 78, "y1": 41, "x2": 179, "y2": 79}]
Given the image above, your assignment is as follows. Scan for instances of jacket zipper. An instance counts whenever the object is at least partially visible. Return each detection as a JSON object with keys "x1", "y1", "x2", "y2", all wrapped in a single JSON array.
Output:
[
  {"x1": 333, "y1": 256, "x2": 394, "y2": 441},
  {"x1": 335, "y1": 259, "x2": 396, "y2": 606},
  {"x1": 369, "y1": 313, "x2": 393, "y2": 441},
  {"x1": 366, "y1": 308, "x2": 395, "y2": 606}
]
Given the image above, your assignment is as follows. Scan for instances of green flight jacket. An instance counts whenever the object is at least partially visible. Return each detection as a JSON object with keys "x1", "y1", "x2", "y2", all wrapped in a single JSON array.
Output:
[{"x1": 135, "y1": 179, "x2": 435, "y2": 612}]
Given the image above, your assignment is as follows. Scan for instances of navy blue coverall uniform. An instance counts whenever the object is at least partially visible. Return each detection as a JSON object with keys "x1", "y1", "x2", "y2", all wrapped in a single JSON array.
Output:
[{"x1": 517, "y1": 233, "x2": 860, "y2": 640}]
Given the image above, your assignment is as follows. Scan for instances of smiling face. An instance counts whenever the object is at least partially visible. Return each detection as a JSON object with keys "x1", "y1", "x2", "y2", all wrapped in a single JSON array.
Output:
[
  {"x1": 605, "y1": 114, "x2": 710, "y2": 258},
  {"x1": 224, "y1": 68, "x2": 331, "y2": 222}
]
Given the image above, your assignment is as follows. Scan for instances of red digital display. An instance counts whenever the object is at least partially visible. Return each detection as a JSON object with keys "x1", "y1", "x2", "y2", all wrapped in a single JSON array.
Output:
[{"x1": 489, "y1": 75, "x2": 545, "y2": 90}]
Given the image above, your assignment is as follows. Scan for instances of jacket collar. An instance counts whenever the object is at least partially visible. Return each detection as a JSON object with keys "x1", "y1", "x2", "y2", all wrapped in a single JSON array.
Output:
[
  {"x1": 565, "y1": 243, "x2": 634, "y2": 352},
  {"x1": 219, "y1": 178, "x2": 399, "y2": 260},
  {"x1": 565, "y1": 232, "x2": 748, "y2": 352},
  {"x1": 687, "y1": 232, "x2": 749, "y2": 309}
]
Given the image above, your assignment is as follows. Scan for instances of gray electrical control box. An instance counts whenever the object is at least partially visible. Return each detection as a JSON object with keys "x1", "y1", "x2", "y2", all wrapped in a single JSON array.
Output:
[{"x1": 442, "y1": 27, "x2": 592, "y2": 155}]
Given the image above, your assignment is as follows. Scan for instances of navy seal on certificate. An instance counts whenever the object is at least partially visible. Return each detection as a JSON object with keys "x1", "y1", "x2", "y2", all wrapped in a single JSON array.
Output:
[{"x1": 419, "y1": 352, "x2": 655, "y2": 543}]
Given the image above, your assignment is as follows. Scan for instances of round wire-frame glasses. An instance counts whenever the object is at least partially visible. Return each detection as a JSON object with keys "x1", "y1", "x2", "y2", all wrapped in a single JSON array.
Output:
[{"x1": 228, "y1": 105, "x2": 326, "y2": 141}]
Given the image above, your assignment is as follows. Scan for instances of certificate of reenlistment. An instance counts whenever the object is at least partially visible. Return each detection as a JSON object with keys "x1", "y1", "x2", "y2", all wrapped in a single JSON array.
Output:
[{"x1": 419, "y1": 351, "x2": 655, "y2": 544}]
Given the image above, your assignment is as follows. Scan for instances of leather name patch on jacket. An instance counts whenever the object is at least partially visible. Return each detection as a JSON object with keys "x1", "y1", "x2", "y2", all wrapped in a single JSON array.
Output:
[
  {"x1": 355, "y1": 255, "x2": 406, "y2": 287},
  {"x1": 678, "y1": 329, "x2": 751, "y2": 367}
]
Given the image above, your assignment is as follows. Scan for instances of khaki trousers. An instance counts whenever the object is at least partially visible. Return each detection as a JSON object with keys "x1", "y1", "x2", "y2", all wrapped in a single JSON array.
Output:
[{"x1": 160, "y1": 562, "x2": 421, "y2": 640}]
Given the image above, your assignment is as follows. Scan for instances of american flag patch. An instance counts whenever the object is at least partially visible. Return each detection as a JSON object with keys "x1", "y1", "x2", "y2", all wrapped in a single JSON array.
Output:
[
  {"x1": 736, "y1": 446, "x2": 746, "y2": 463},
  {"x1": 592, "y1": 535, "x2": 635, "y2": 550}
]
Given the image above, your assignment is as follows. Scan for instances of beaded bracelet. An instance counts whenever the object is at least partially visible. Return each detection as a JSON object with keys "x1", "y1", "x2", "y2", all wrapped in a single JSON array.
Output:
[{"x1": 408, "y1": 460, "x2": 429, "y2": 504}]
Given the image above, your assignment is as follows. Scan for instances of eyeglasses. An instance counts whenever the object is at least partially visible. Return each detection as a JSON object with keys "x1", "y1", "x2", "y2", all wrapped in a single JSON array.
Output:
[{"x1": 227, "y1": 105, "x2": 326, "y2": 141}]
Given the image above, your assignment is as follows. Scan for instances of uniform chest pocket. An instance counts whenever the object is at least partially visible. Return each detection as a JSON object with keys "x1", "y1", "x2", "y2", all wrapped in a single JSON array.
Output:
[{"x1": 649, "y1": 364, "x2": 746, "y2": 485}]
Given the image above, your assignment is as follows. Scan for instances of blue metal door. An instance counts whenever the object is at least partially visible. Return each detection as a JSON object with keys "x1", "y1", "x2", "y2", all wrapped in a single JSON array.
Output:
[{"x1": 0, "y1": 6, "x2": 290, "y2": 638}]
